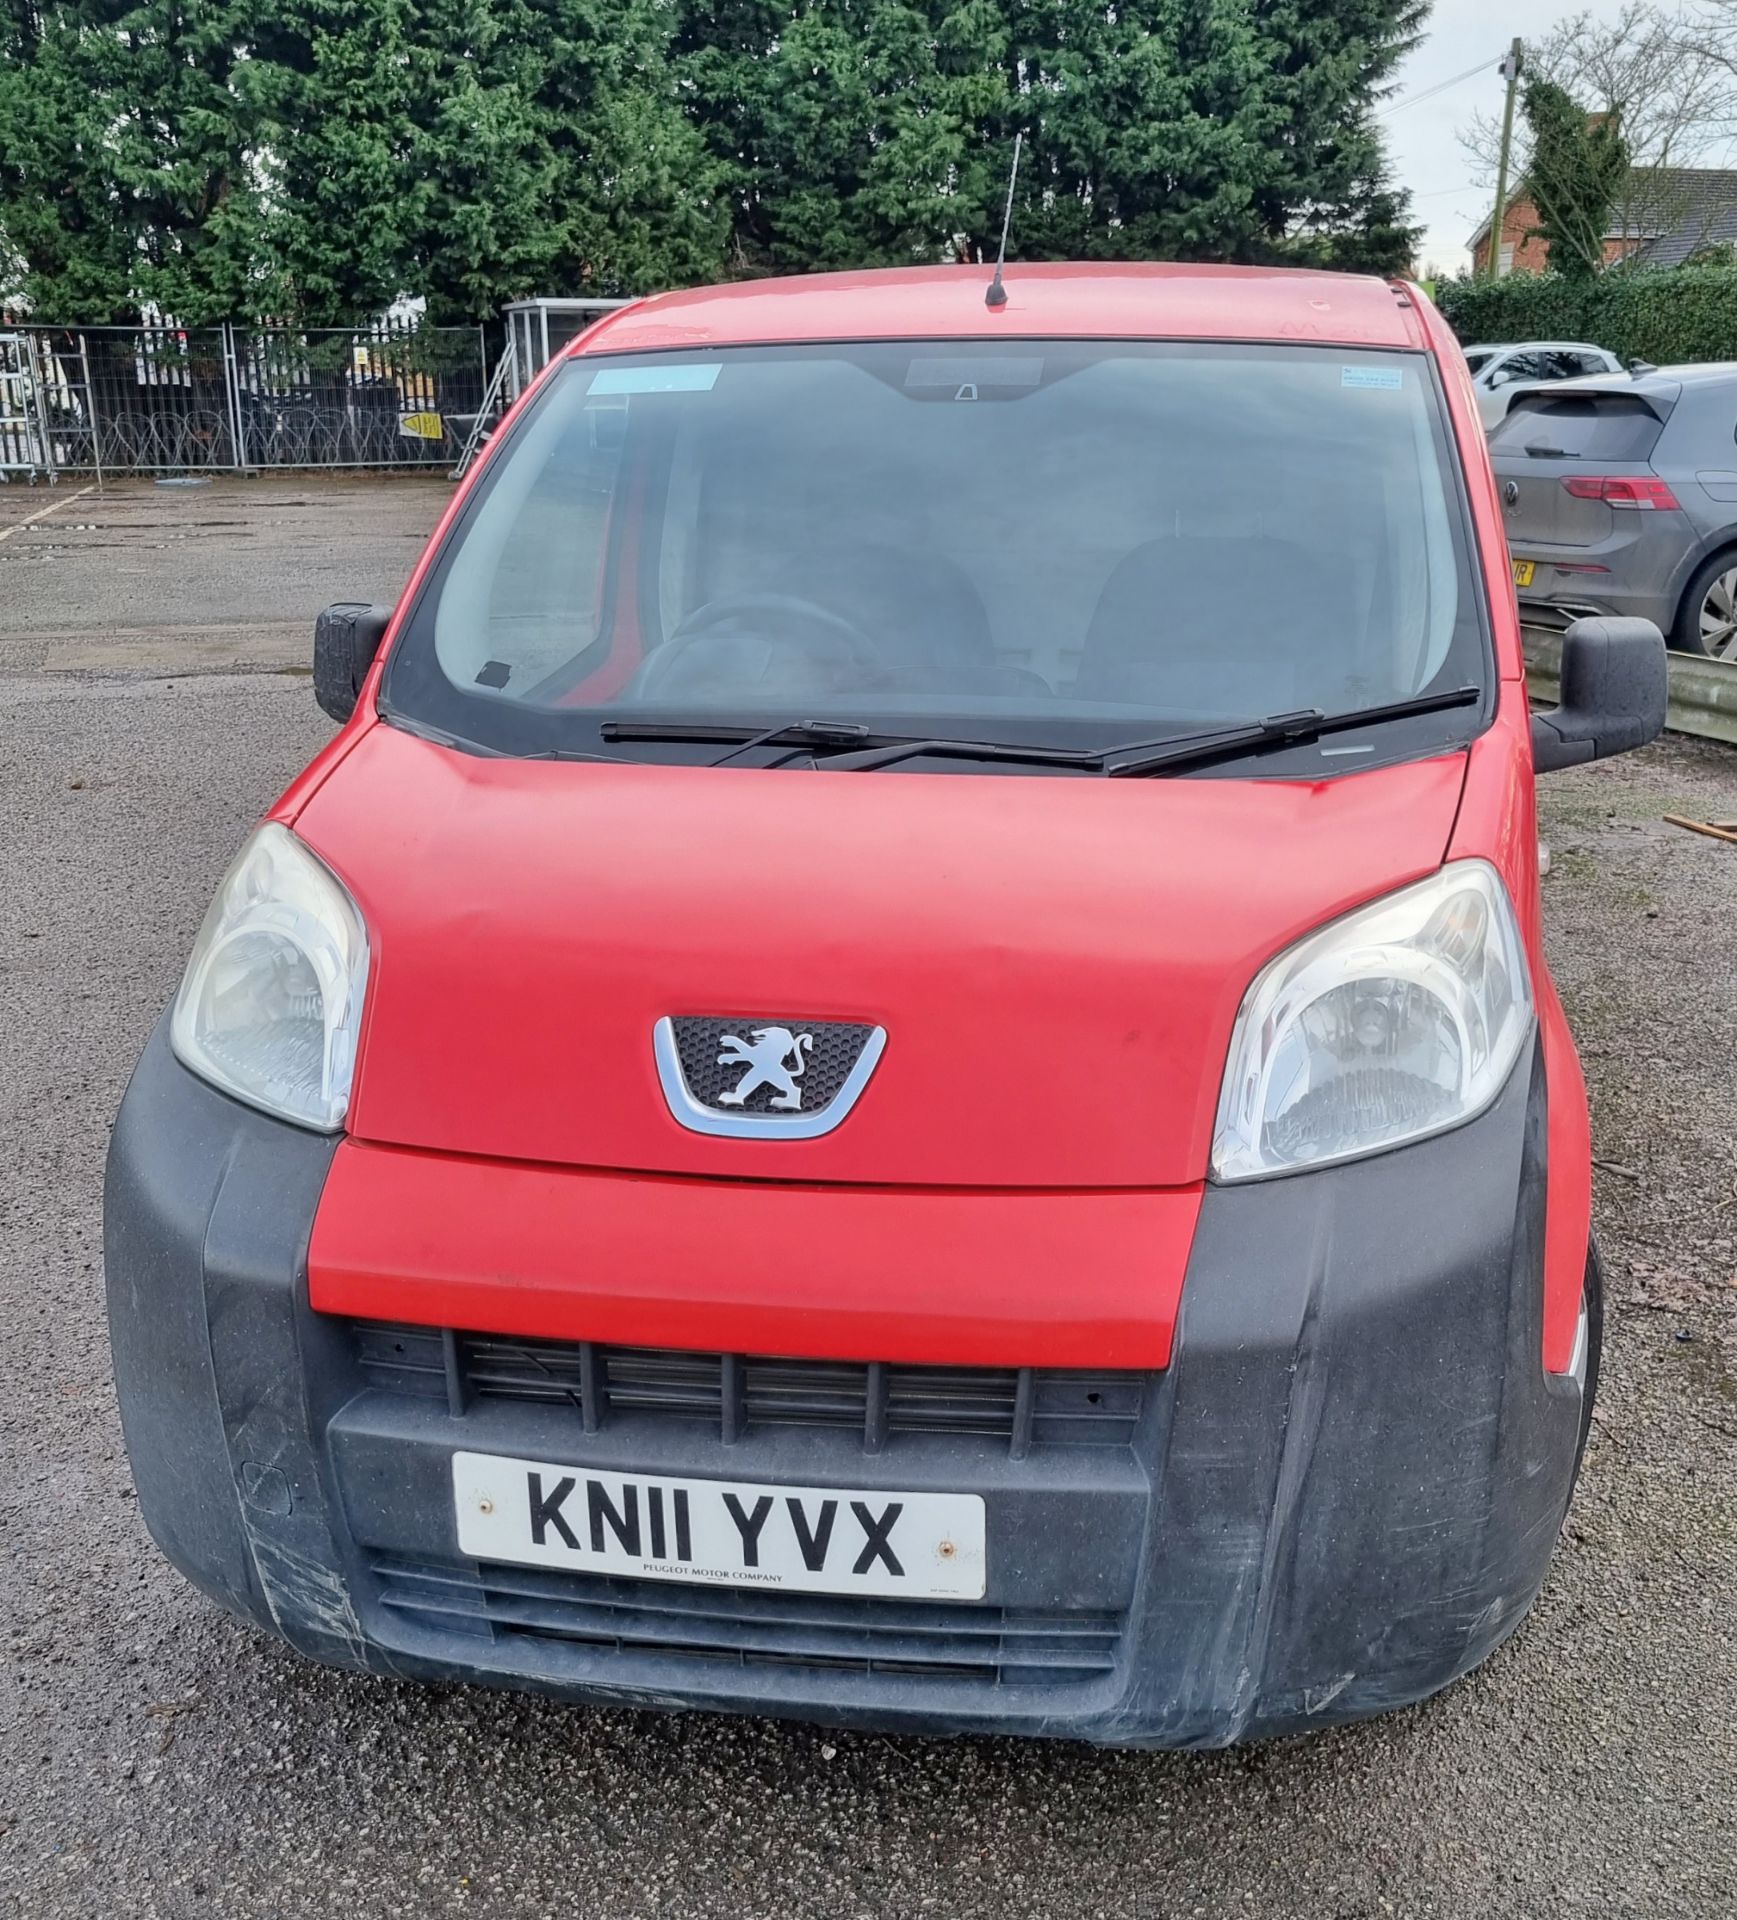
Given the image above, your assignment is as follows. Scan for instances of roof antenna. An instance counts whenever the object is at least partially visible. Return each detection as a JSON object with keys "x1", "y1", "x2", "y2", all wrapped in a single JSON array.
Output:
[{"x1": 985, "y1": 132, "x2": 1023, "y2": 310}]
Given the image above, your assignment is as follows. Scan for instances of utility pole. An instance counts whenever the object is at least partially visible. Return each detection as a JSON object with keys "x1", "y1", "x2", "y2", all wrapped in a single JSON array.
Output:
[{"x1": 1488, "y1": 39, "x2": 1524, "y2": 278}]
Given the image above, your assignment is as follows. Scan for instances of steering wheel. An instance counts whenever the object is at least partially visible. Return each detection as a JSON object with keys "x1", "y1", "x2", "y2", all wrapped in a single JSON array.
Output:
[{"x1": 626, "y1": 592, "x2": 883, "y2": 702}]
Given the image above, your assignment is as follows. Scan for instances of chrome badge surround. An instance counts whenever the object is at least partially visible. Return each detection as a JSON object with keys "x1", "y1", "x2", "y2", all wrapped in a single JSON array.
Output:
[{"x1": 653, "y1": 1017, "x2": 887, "y2": 1139}]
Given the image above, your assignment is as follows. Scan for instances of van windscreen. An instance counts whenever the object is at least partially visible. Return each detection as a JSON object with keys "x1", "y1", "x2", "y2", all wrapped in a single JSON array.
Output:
[{"x1": 384, "y1": 340, "x2": 1489, "y2": 771}]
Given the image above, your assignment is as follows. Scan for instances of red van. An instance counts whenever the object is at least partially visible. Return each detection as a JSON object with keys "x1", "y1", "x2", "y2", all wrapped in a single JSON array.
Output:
[{"x1": 106, "y1": 265, "x2": 1667, "y2": 1747}]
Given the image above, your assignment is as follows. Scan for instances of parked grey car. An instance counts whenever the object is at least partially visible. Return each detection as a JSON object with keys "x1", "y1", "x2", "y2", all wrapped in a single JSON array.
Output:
[
  {"x1": 1492, "y1": 363, "x2": 1737, "y2": 658},
  {"x1": 1464, "y1": 342, "x2": 1624, "y2": 430}
]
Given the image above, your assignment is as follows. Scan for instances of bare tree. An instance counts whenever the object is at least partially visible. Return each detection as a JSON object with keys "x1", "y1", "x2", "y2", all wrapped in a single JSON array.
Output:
[
  {"x1": 1679, "y1": 0, "x2": 1737, "y2": 71},
  {"x1": 1459, "y1": 4, "x2": 1734, "y2": 257}
]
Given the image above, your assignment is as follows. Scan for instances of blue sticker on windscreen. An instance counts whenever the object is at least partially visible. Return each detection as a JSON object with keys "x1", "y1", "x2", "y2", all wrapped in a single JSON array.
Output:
[
  {"x1": 588, "y1": 363, "x2": 720, "y2": 396},
  {"x1": 1342, "y1": 365, "x2": 1403, "y2": 391}
]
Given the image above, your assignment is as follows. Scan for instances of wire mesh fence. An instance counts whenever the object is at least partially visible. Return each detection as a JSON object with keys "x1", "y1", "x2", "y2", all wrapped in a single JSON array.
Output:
[{"x1": 5, "y1": 318, "x2": 489, "y2": 476}]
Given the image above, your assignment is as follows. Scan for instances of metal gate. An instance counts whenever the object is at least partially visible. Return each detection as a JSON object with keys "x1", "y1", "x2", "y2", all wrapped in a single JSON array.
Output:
[
  {"x1": 9, "y1": 305, "x2": 638, "y2": 478},
  {"x1": 7, "y1": 319, "x2": 489, "y2": 475},
  {"x1": 230, "y1": 321, "x2": 488, "y2": 469}
]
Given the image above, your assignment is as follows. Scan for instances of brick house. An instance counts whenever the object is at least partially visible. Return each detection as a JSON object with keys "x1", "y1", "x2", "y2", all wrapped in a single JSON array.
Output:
[{"x1": 1468, "y1": 166, "x2": 1737, "y2": 273}]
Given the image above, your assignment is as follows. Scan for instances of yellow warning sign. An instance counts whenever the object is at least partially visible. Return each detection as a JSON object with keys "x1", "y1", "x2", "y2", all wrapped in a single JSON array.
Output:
[{"x1": 398, "y1": 410, "x2": 443, "y2": 441}]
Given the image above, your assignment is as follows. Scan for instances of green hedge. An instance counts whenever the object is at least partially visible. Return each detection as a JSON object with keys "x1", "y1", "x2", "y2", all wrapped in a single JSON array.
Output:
[{"x1": 1434, "y1": 265, "x2": 1737, "y2": 364}]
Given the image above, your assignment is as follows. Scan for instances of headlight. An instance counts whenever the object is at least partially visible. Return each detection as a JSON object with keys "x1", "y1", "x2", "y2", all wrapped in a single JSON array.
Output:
[
  {"x1": 1212, "y1": 860, "x2": 1532, "y2": 1182},
  {"x1": 170, "y1": 825, "x2": 370, "y2": 1131}
]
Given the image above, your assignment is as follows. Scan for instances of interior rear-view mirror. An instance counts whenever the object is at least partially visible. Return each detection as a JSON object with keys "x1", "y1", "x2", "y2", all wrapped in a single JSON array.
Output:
[
  {"x1": 314, "y1": 603, "x2": 394, "y2": 724},
  {"x1": 1531, "y1": 616, "x2": 1667, "y2": 772}
]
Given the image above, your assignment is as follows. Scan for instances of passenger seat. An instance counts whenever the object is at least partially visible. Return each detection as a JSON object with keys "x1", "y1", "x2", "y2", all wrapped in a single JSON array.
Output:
[{"x1": 1075, "y1": 535, "x2": 1356, "y2": 715}]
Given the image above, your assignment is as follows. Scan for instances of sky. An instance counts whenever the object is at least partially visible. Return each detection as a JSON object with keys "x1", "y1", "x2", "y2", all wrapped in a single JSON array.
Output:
[{"x1": 1385, "y1": 0, "x2": 1639, "y2": 274}]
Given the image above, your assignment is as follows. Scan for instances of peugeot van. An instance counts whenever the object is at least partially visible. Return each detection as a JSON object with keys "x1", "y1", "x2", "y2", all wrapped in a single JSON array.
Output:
[{"x1": 105, "y1": 265, "x2": 1667, "y2": 1748}]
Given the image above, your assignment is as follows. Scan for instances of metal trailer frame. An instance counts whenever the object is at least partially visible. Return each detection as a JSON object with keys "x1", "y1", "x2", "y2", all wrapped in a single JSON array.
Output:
[
  {"x1": 500, "y1": 298, "x2": 634, "y2": 400},
  {"x1": 0, "y1": 331, "x2": 53, "y2": 481}
]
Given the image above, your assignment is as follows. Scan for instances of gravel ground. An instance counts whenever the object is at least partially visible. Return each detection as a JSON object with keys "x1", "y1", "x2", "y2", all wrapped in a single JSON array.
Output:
[
  {"x1": 0, "y1": 475, "x2": 446, "y2": 674},
  {"x1": 2, "y1": 480, "x2": 1736, "y2": 1917}
]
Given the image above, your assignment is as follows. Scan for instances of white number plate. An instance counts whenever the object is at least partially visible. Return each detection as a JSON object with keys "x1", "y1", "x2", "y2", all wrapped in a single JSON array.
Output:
[{"x1": 452, "y1": 1451, "x2": 988, "y2": 1601}]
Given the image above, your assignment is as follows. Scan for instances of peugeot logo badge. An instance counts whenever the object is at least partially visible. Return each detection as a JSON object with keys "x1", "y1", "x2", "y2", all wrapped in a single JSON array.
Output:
[
  {"x1": 1503, "y1": 480, "x2": 1519, "y2": 507},
  {"x1": 715, "y1": 1026, "x2": 813, "y2": 1110},
  {"x1": 653, "y1": 1016, "x2": 887, "y2": 1140}
]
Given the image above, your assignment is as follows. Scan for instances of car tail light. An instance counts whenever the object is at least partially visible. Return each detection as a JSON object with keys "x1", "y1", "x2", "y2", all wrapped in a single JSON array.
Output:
[{"x1": 1561, "y1": 476, "x2": 1680, "y2": 510}]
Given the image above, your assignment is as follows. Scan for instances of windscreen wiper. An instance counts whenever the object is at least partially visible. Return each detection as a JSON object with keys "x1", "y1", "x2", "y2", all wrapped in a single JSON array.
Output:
[
  {"x1": 385, "y1": 711, "x2": 632, "y2": 765},
  {"x1": 805, "y1": 688, "x2": 1481, "y2": 775},
  {"x1": 805, "y1": 734, "x2": 1117, "y2": 772},
  {"x1": 596, "y1": 689, "x2": 1481, "y2": 778},
  {"x1": 601, "y1": 718, "x2": 1106, "y2": 771},
  {"x1": 602, "y1": 718, "x2": 872, "y2": 747},
  {"x1": 601, "y1": 718, "x2": 877, "y2": 766},
  {"x1": 1105, "y1": 685, "x2": 1482, "y2": 778}
]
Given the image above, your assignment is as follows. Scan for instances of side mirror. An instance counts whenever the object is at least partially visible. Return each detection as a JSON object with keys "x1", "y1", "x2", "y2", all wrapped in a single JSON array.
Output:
[
  {"x1": 313, "y1": 603, "x2": 393, "y2": 724},
  {"x1": 1531, "y1": 616, "x2": 1667, "y2": 772}
]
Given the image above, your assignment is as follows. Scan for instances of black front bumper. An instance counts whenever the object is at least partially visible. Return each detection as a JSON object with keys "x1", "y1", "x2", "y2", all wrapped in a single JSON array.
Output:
[{"x1": 105, "y1": 1019, "x2": 1582, "y2": 1748}]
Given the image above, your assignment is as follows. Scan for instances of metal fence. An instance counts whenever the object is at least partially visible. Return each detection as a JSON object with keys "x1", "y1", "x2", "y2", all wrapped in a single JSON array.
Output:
[{"x1": 5, "y1": 318, "x2": 488, "y2": 476}]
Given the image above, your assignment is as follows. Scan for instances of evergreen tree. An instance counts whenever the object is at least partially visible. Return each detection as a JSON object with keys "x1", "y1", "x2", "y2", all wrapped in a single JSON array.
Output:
[
  {"x1": 993, "y1": 0, "x2": 1280, "y2": 263},
  {"x1": 667, "y1": 0, "x2": 783, "y2": 270},
  {"x1": 674, "y1": 0, "x2": 1425, "y2": 278},
  {"x1": 673, "y1": 0, "x2": 1003, "y2": 276},
  {"x1": 401, "y1": 0, "x2": 724, "y2": 320},
  {"x1": 0, "y1": 0, "x2": 266, "y2": 321},
  {"x1": 1277, "y1": 130, "x2": 1422, "y2": 276},
  {"x1": 2, "y1": 0, "x2": 721, "y2": 322},
  {"x1": 0, "y1": 0, "x2": 138, "y2": 318},
  {"x1": 1247, "y1": 0, "x2": 1425, "y2": 269},
  {"x1": 245, "y1": 0, "x2": 417, "y2": 324},
  {"x1": 1523, "y1": 80, "x2": 1628, "y2": 279},
  {"x1": 120, "y1": 0, "x2": 266, "y2": 319},
  {"x1": 3, "y1": 0, "x2": 1428, "y2": 324}
]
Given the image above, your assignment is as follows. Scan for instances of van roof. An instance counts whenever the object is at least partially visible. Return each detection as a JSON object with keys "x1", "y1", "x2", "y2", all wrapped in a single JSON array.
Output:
[{"x1": 576, "y1": 263, "x2": 1424, "y2": 356}]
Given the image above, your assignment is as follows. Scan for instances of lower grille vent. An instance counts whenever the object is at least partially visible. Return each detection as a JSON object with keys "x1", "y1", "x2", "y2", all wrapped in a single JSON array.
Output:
[
  {"x1": 373, "y1": 1554, "x2": 1123, "y2": 1687},
  {"x1": 353, "y1": 1322, "x2": 1147, "y2": 1459}
]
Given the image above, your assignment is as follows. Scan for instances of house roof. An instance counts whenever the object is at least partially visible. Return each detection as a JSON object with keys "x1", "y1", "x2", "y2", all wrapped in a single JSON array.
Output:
[
  {"x1": 1619, "y1": 169, "x2": 1737, "y2": 265},
  {"x1": 1467, "y1": 166, "x2": 1737, "y2": 263}
]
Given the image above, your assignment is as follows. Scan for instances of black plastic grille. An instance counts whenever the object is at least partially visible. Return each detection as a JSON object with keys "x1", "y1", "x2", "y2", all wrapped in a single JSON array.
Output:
[
  {"x1": 372, "y1": 1553, "x2": 1123, "y2": 1686},
  {"x1": 670, "y1": 1016, "x2": 874, "y2": 1115},
  {"x1": 353, "y1": 1323, "x2": 1148, "y2": 1457}
]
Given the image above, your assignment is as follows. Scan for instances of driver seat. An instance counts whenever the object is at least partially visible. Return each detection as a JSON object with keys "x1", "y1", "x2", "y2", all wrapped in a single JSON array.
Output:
[{"x1": 772, "y1": 544, "x2": 996, "y2": 674}]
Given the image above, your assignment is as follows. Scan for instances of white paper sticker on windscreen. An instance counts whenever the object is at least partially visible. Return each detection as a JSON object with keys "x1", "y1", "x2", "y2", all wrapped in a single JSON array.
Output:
[
  {"x1": 588, "y1": 363, "x2": 721, "y2": 396},
  {"x1": 1342, "y1": 365, "x2": 1403, "y2": 391}
]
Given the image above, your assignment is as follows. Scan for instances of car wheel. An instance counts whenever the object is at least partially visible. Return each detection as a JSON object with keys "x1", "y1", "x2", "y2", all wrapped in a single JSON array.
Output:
[
  {"x1": 1570, "y1": 1242, "x2": 1605, "y2": 1485},
  {"x1": 1673, "y1": 549, "x2": 1737, "y2": 659}
]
